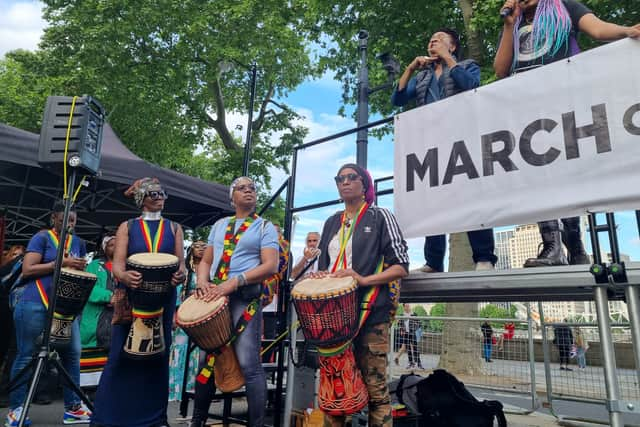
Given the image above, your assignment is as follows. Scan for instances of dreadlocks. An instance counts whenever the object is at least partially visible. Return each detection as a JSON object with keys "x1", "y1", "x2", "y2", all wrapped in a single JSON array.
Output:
[{"x1": 512, "y1": 0, "x2": 572, "y2": 70}]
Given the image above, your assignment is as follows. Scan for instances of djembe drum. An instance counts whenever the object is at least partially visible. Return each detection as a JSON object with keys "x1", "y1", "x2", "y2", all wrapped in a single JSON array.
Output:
[
  {"x1": 51, "y1": 268, "x2": 97, "y2": 344},
  {"x1": 124, "y1": 253, "x2": 178, "y2": 359},
  {"x1": 291, "y1": 277, "x2": 369, "y2": 416},
  {"x1": 176, "y1": 294, "x2": 245, "y2": 392}
]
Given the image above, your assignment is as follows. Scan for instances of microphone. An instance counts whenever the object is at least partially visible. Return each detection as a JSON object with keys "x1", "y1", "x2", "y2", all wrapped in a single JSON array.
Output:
[{"x1": 500, "y1": 7, "x2": 513, "y2": 18}]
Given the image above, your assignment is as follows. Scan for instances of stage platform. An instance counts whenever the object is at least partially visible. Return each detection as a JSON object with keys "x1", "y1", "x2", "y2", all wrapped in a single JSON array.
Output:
[{"x1": 399, "y1": 263, "x2": 640, "y2": 303}]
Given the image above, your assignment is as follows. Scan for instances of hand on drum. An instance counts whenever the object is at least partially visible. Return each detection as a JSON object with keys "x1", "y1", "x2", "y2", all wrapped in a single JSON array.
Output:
[
  {"x1": 171, "y1": 269, "x2": 186, "y2": 286},
  {"x1": 122, "y1": 270, "x2": 143, "y2": 288},
  {"x1": 62, "y1": 256, "x2": 87, "y2": 271},
  {"x1": 195, "y1": 281, "x2": 233, "y2": 302},
  {"x1": 305, "y1": 270, "x2": 331, "y2": 280},
  {"x1": 331, "y1": 268, "x2": 366, "y2": 286}
]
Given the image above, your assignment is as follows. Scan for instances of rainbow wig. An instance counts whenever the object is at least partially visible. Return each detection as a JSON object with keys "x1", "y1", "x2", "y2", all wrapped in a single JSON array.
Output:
[{"x1": 512, "y1": 0, "x2": 572, "y2": 70}]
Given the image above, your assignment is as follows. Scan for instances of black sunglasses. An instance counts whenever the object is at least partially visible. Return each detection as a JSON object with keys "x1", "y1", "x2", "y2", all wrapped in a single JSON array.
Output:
[
  {"x1": 334, "y1": 173, "x2": 361, "y2": 184},
  {"x1": 234, "y1": 184, "x2": 256, "y2": 192},
  {"x1": 145, "y1": 190, "x2": 167, "y2": 200}
]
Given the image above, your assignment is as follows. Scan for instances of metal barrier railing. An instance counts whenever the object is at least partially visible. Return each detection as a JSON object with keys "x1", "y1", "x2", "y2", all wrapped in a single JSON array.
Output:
[
  {"x1": 391, "y1": 314, "x2": 539, "y2": 414},
  {"x1": 389, "y1": 309, "x2": 639, "y2": 422}
]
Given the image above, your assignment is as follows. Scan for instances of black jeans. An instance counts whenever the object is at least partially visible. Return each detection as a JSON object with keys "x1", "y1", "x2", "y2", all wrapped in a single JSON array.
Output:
[{"x1": 424, "y1": 229, "x2": 497, "y2": 272}]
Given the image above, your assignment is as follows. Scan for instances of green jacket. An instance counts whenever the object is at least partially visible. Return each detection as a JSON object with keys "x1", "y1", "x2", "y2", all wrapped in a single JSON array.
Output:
[{"x1": 80, "y1": 259, "x2": 114, "y2": 348}]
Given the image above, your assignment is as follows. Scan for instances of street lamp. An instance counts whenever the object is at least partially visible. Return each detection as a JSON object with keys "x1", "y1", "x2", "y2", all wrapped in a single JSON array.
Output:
[
  {"x1": 355, "y1": 30, "x2": 400, "y2": 168},
  {"x1": 219, "y1": 60, "x2": 258, "y2": 176}
]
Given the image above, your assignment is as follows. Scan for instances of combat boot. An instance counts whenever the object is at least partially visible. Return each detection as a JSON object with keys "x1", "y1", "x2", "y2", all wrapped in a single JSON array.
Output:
[
  {"x1": 524, "y1": 226, "x2": 568, "y2": 267},
  {"x1": 561, "y1": 220, "x2": 591, "y2": 265}
]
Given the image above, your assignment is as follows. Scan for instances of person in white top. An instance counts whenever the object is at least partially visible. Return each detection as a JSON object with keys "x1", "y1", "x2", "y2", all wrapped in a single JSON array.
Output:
[{"x1": 290, "y1": 232, "x2": 321, "y2": 279}]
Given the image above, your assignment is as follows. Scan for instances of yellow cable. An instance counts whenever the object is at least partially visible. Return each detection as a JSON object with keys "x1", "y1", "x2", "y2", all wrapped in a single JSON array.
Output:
[
  {"x1": 63, "y1": 96, "x2": 79, "y2": 199},
  {"x1": 72, "y1": 176, "x2": 87, "y2": 203},
  {"x1": 260, "y1": 320, "x2": 299, "y2": 356}
]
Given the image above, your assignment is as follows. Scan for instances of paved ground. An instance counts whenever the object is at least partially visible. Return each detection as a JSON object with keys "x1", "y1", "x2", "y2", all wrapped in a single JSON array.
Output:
[
  {"x1": 390, "y1": 352, "x2": 640, "y2": 401},
  {"x1": 0, "y1": 397, "x2": 616, "y2": 427}
]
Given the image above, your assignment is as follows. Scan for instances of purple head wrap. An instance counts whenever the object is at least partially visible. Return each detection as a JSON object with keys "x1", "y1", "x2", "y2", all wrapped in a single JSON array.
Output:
[{"x1": 337, "y1": 163, "x2": 375, "y2": 205}]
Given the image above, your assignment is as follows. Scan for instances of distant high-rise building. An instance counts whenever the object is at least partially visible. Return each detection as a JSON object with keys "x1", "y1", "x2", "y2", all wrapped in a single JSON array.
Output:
[
  {"x1": 494, "y1": 229, "x2": 514, "y2": 270},
  {"x1": 509, "y1": 224, "x2": 542, "y2": 269}
]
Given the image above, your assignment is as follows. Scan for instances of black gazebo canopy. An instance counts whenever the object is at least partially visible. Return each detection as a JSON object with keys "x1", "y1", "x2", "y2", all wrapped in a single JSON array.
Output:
[{"x1": 0, "y1": 122, "x2": 232, "y2": 247}]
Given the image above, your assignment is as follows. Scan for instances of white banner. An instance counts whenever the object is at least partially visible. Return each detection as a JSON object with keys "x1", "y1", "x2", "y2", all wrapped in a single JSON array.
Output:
[{"x1": 394, "y1": 38, "x2": 640, "y2": 238}]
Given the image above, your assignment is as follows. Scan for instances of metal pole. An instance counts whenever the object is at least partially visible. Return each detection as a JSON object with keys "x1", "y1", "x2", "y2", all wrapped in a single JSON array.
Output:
[
  {"x1": 356, "y1": 30, "x2": 369, "y2": 169},
  {"x1": 636, "y1": 210, "x2": 640, "y2": 239},
  {"x1": 606, "y1": 213, "x2": 620, "y2": 263},
  {"x1": 588, "y1": 213, "x2": 602, "y2": 264},
  {"x1": 283, "y1": 309, "x2": 299, "y2": 427},
  {"x1": 526, "y1": 303, "x2": 538, "y2": 411},
  {"x1": 242, "y1": 63, "x2": 257, "y2": 176},
  {"x1": 624, "y1": 285, "x2": 640, "y2": 388},
  {"x1": 538, "y1": 302, "x2": 554, "y2": 410},
  {"x1": 594, "y1": 286, "x2": 624, "y2": 427}
]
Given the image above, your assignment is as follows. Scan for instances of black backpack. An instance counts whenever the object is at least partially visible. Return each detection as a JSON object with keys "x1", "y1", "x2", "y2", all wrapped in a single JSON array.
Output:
[{"x1": 394, "y1": 370, "x2": 507, "y2": 427}]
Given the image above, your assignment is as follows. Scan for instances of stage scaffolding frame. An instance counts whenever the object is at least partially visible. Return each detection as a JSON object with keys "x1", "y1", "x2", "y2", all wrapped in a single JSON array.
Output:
[{"x1": 277, "y1": 116, "x2": 640, "y2": 427}]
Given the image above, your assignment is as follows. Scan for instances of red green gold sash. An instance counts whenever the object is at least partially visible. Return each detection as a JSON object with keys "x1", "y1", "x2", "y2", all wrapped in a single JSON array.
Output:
[{"x1": 139, "y1": 218, "x2": 165, "y2": 253}]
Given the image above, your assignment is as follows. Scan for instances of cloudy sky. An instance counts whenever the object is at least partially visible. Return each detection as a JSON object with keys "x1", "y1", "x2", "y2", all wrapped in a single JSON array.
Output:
[{"x1": 2, "y1": 0, "x2": 638, "y2": 267}]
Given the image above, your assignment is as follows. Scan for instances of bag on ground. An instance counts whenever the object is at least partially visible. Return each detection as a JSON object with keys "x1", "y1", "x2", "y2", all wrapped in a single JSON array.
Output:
[{"x1": 390, "y1": 369, "x2": 507, "y2": 427}]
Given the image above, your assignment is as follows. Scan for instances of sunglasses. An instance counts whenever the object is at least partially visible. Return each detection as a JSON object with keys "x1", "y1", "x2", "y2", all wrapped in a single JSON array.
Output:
[
  {"x1": 234, "y1": 184, "x2": 256, "y2": 193},
  {"x1": 192, "y1": 243, "x2": 206, "y2": 249},
  {"x1": 145, "y1": 190, "x2": 167, "y2": 200},
  {"x1": 334, "y1": 173, "x2": 361, "y2": 184}
]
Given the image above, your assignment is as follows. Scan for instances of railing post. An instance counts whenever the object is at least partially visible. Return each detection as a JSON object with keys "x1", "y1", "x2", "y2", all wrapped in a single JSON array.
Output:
[
  {"x1": 538, "y1": 302, "x2": 554, "y2": 409},
  {"x1": 526, "y1": 303, "x2": 539, "y2": 411},
  {"x1": 623, "y1": 284, "x2": 640, "y2": 396},
  {"x1": 594, "y1": 286, "x2": 624, "y2": 427}
]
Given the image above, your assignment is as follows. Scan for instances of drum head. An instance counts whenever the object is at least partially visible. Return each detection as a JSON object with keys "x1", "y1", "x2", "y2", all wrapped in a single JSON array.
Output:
[
  {"x1": 177, "y1": 294, "x2": 227, "y2": 324},
  {"x1": 60, "y1": 268, "x2": 97, "y2": 280},
  {"x1": 127, "y1": 253, "x2": 179, "y2": 267},
  {"x1": 292, "y1": 276, "x2": 356, "y2": 299}
]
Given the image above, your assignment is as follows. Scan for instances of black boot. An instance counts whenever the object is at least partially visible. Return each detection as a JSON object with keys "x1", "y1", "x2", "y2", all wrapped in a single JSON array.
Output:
[
  {"x1": 524, "y1": 221, "x2": 568, "y2": 267},
  {"x1": 561, "y1": 217, "x2": 590, "y2": 265}
]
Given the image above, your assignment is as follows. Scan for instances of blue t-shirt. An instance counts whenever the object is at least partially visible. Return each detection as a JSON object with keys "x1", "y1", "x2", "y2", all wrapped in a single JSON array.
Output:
[
  {"x1": 207, "y1": 216, "x2": 279, "y2": 282},
  {"x1": 22, "y1": 230, "x2": 87, "y2": 305}
]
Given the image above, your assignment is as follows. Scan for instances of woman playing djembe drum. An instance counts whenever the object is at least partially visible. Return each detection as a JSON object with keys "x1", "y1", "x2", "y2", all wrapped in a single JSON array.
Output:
[
  {"x1": 309, "y1": 164, "x2": 409, "y2": 427},
  {"x1": 188, "y1": 176, "x2": 279, "y2": 427},
  {"x1": 92, "y1": 178, "x2": 186, "y2": 427},
  {"x1": 6, "y1": 203, "x2": 91, "y2": 426}
]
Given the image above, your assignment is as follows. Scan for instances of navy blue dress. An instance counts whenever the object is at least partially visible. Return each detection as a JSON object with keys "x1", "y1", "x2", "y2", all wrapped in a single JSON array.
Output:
[{"x1": 92, "y1": 219, "x2": 177, "y2": 427}]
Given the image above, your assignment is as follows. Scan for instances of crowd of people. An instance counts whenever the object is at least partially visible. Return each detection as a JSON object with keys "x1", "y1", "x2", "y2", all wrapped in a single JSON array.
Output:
[{"x1": 1, "y1": 1, "x2": 637, "y2": 426}]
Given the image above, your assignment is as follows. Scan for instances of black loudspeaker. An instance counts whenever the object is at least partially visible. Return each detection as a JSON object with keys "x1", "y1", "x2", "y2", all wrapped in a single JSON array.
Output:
[{"x1": 38, "y1": 96, "x2": 105, "y2": 175}]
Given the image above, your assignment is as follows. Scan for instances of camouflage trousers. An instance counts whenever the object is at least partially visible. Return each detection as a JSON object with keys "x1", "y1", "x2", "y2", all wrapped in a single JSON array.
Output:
[{"x1": 324, "y1": 322, "x2": 392, "y2": 427}]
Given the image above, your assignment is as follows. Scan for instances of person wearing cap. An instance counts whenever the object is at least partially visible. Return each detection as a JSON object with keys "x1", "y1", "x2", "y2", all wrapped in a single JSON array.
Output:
[
  {"x1": 80, "y1": 233, "x2": 116, "y2": 350},
  {"x1": 91, "y1": 177, "x2": 185, "y2": 427},
  {"x1": 191, "y1": 176, "x2": 279, "y2": 427},
  {"x1": 312, "y1": 164, "x2": 409, "y2": 427},
  {"x1": 391, "y1": 28, "x2": 497, "y2": 274}
]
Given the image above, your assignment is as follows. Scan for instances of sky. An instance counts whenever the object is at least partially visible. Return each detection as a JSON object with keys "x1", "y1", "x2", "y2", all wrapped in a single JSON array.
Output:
[{"x1": 2, "y1": 0, "x2": 639, "y2": 268}]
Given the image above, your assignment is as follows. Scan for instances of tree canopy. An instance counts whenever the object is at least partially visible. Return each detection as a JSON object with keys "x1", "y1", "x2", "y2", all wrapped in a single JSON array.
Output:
[
  {"x1": 0, "y1": 0, "x2": 325, "y2": 191},
  {"x1": 1, "y1": 0, "x2": 637, "y2": 187}
]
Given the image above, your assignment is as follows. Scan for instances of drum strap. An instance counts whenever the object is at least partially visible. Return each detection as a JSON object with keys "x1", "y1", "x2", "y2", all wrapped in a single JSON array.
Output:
[
  {"x1": 196, "y1": 298, "x2": 260, "y2": 384},
  {"x1": 213, "y1": 214, "x2": 258, "y2": 284},
  {"x1": 36, "y1": 230, "x2": 76, "y2": 309},
  {"x1": 138, "y1": 218, "x2": 166, "y2": 252}
]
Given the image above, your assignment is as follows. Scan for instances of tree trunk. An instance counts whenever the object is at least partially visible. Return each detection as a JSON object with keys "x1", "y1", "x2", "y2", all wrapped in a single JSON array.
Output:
[
  {"x1": 437, "y1": 232, "x2": 483, "y2": 375},
  {"x1": 459, "y1": 0, "x2": 483, "y2": 63}
]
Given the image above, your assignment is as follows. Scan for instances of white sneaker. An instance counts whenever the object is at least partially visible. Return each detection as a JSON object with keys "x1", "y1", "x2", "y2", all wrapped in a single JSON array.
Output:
[{"x1": 475, "y1": 262, "x2": 494, "y2": 271}]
